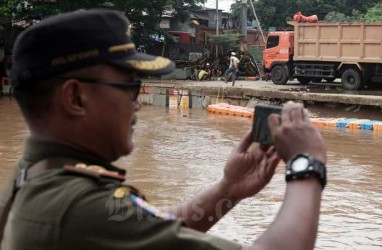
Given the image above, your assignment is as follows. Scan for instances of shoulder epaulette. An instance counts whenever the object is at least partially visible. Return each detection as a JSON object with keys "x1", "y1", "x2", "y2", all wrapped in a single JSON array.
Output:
[{"x1": 64, "y1": 163, "x2": 125, "y2": 181}]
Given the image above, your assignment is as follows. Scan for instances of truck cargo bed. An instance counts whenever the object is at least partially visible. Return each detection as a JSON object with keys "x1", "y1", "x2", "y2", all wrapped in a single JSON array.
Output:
[{"x1": 289, "y1": 21, "x2": 382, "y2": 63}]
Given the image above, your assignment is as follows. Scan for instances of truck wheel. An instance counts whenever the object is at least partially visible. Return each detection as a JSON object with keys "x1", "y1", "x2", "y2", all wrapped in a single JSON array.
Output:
[
  {"x1": 312, "y1": 77, "x2": 323, "y2": 83},
  {"x1": 341, "y1": 69, "x2": 364, "y2": 90},
  {"x1": 271, "y1": 65, "x2": 287, "y2": 85},
  {"x1": 297, "y1": 76, "x2": 311, "y2": 84}
]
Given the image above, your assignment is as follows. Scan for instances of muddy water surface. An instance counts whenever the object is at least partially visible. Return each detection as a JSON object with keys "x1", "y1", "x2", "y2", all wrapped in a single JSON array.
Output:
[{"x1": 0, "y1": 98, "x2": 381, "y2": 249}]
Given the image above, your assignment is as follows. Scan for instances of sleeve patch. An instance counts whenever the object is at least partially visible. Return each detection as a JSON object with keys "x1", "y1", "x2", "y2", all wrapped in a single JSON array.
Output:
[{"x1": 130, "y1": 194, "x2": 176, "y2": 221}]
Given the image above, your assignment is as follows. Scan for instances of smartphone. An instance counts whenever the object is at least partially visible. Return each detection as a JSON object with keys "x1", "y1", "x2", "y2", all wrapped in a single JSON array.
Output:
[{"x1": 252, "y1": 105, "x2": 282, "y2": 146}]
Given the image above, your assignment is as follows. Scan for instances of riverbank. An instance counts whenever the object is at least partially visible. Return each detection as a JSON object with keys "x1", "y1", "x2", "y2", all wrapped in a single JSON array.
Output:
[{"x1": 142, "y1": 78, "x2": 382, "y2": 107}]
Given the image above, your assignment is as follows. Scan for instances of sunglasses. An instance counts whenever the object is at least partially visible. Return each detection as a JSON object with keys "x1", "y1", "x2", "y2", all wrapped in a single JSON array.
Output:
[{"x1": 60, "y1": 77, "x2": 141, "y2": 101}]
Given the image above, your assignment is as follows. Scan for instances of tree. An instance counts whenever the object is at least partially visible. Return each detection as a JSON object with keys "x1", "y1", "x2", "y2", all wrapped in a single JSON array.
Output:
[
  {"x1": 324, "y1": 9, "x2": 364, "y2": 22},
  {"x1": 254, "y1": 0, "x2": 302, "y2": 30},
  {"x1": 324, "y1": 2, "x2": 382, "y2": 22},
  {"x1": 253, "y1": 0, "x2": 382, "y2": 30},
  {"x1": 0, "y1": 0, "x2": 18, "y2": 19},
  {"x1": 230, "y1": 0, "x2": 255, "y2": 29},
  {"x1": 363, "y1": 2, "x2": 382, "y2": 22},
  {"x1": 0, "y1": 0, "x2": 206, "y2": 46},
  {"x1": 324, "y1": 11, "x2": 350, "y2": 22},
  {"x1": 210, "y1": 31, "x2": 240, "y2": 53}
]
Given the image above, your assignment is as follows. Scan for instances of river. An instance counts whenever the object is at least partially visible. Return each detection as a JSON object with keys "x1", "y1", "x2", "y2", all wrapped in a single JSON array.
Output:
[{"x1": 0, "y1": 98, "x2": 381, "y2": 249}]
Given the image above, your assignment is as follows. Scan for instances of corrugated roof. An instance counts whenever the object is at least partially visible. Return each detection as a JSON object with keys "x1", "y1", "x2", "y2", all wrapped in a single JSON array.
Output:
[{"x1": 190, "y1": 13, "x2": 210, "y2": 21}]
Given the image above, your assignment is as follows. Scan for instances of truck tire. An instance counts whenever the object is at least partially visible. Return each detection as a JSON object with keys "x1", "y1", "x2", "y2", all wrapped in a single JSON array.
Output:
[
  {"x1": 271, "y1": 65, "x2": 288, "y2": 85},
  {"x1": 297, "y1": 76, "x2": 311, "y2": 84},
  {"x1": 312, "y1": 77, "x2": 323, "y2": 83},
  {"x1": 341, "y1": 69, "x2": 364, "y2": 90}
]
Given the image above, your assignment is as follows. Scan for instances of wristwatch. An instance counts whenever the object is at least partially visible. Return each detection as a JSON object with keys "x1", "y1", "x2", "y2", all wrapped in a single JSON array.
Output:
[{"x1": 285, "y1": 153, "x2": 327, "y2": 189}]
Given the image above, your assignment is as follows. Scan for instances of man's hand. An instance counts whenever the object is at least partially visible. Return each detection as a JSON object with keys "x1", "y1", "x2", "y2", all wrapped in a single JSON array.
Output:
[
  {"x1": 168, "y1": 129, "x2": 279, "y2": 232},
  {"x1": 247, "y1": 102, "x2": 326, "y2": 250},
  {"x1": 268, "y1": 101, "x2": 327, "y2": 164},
  {"x1": 221, "y1": 129, "x2": 280, "y2": 202}
]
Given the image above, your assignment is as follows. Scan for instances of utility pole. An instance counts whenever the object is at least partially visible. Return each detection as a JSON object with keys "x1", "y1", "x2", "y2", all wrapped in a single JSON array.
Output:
[
  {"x1": 216, "y1": 0, "x2": 219, "y2": 36},
  {"x1": 241, "y1": 0, "x2": 247, "y2": 38},
  {"x1": 249, "y1": 0, "x2": 266, "y2": 44},
  {"x1": 215, "y1": 0, "x2": 219, "y2": 58}
]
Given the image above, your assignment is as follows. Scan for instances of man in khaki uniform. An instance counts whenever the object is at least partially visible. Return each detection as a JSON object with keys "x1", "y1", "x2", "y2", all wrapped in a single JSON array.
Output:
[{"x1": 0, "y1": 9, "x2": 327, "y2": 250}]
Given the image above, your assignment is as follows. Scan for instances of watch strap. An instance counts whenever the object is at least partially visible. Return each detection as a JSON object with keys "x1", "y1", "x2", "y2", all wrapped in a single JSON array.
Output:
[{"x1": 285, "y1": 154, "x2": 327, "y2": 189}]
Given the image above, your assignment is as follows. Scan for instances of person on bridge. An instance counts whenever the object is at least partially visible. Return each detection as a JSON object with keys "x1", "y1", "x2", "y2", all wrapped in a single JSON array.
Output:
[
  {"x1": 198, "y1": 63, "x2": 211, "y2": 81},
  {"x1": 224, "y1": 52, "x2": 240, "y2": 86},
  {"x1": 0, "y1": 9, "x2": 327, "y2": 250}
]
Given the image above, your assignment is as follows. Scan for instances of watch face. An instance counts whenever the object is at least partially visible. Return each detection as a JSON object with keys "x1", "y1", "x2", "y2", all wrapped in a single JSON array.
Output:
[{"x1": 292, "y1": 157, "x2": 309, "y2": 172}]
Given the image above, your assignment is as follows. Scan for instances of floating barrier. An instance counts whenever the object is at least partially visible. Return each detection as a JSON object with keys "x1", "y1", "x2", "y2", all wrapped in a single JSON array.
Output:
[
  {"x1": 360, "y1": 120, "x2": 382, "y2": 130},
  {"x1": 207, "y1": 103, "x2": 382, "y2": 131},
  {"x1": 207, "y1": 103, "x2": 254, "y2": 118},
  {"x1": 348, "y1": 119, "x2": 370, "y2": 130},
  {"x1": 336, "y1": 118, "x2": 358, "y2": 128},
  {"x1": 311, "y1": 118, "x2": 345, "y2": 127},
  {"x1": 374, "y1": 122, "x2": 382, "y2": 131}
]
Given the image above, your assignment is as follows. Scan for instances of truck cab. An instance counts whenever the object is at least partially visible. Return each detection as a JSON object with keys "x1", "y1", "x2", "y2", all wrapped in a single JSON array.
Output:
[
  {"x1": 263, "y1": 31, "x2": 294, "y2": 69},
  {"x1": 263, "y1": 31, "x2": 294, "y2": 84},
  {"x1": 263, "y1": 21, "x2": 382, "y2": 90}
]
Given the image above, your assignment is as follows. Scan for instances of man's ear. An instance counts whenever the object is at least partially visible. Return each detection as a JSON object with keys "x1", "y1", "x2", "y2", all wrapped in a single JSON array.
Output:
[{"x1": 60, "y1": 79, "x2": 89, "y2": 116}]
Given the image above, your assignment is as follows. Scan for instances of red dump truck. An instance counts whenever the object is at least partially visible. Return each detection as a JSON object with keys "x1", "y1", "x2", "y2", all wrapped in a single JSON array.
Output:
[{"x1": 263, "y1": 21, "x2": 382, "y2": 90}]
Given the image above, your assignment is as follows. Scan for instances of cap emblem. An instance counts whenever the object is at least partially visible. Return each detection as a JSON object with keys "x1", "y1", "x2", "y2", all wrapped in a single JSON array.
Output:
[
  {"x1": 126, "y1": 57, "x2": 172, "y2": 71},
  {"x1": 51, "y1": 49, "x2": 99, "y2": 66},
  {"x1": 109, "y1": 43, "x2": 136, "y2": 53}
]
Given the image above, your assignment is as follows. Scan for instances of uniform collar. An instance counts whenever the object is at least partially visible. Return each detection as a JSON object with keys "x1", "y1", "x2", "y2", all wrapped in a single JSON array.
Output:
[{"x1": 22, "y1": 137, "x2": 126, "y2": 175}]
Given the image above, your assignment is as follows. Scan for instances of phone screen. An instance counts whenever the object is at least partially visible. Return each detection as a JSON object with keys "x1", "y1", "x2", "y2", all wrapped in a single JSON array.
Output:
[{"x1": 252, "y1": 105, "x2": 282, "y2": 146}]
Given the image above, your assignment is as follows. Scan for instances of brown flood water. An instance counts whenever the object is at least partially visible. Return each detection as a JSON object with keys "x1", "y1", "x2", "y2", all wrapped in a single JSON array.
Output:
[{"x1": 0, "y1": 98, "x2": 381, "y2": 249}]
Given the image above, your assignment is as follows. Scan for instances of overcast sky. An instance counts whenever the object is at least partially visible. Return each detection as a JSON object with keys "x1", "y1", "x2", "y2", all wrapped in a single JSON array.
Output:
[{"x1": 203, "y1": 0, "x2": 236, "y2": 12}]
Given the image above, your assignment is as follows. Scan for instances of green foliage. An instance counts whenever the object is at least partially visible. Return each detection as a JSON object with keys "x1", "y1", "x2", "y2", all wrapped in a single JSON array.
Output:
[
  {"x1": 0, "y1": 0, "x2": 18, "y2": 18},
  {"x1": 324, "y1": 9, "x2": 364, "y2": 22},
  {"x1": 363, "y1": 2, "x2": 382, "y2": 22},
  {"x1": 253, "y1": 0, "x2": 382, "y2": 29},
  {"x1": 254, "y1": 0, "x2": 303, "y2": 29},
  {"x1": 324, "y1": 2, "x2": 382, "y2": 22},
  {"x1": 324, "y1": 12, "x2": 348, "y2": 22},
  {"x1": 169, "y1": 0, "x2": 205, "y2": 23},
  {"x1": 230, "y1": 0, "x2": 255, "y2": 28},
  {"x1": 0, "y1": 0, "x2": 206, "y2": 46},
  {"x1": 210, "y1": 31, "x2": 240, "y2": 52}
]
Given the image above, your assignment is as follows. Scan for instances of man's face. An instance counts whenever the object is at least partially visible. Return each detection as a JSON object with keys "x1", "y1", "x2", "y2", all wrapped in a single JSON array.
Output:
[{"x1": 85, "y1": 66, "x2": 141, "y2": 160}]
